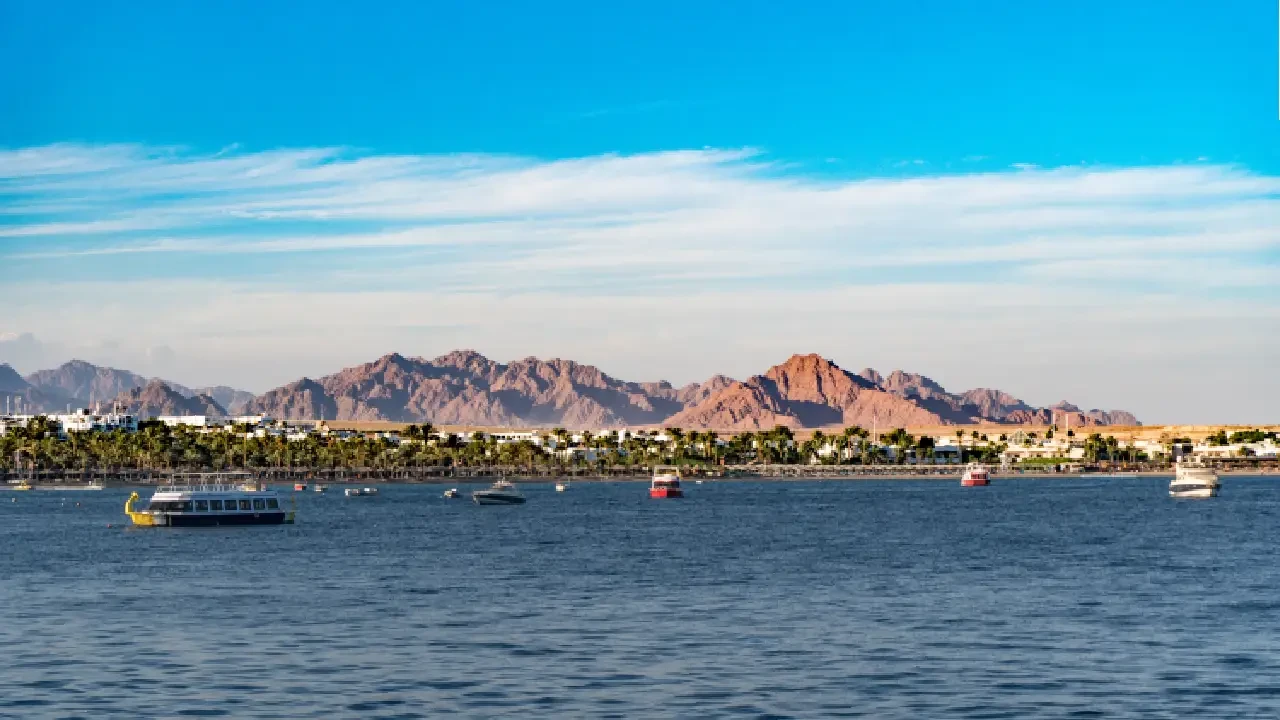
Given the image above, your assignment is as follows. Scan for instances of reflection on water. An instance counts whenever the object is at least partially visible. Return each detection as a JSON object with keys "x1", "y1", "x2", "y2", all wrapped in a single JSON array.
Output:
[{"x1": 2, "y1": 476, "x2": 1278, "y2": 718}]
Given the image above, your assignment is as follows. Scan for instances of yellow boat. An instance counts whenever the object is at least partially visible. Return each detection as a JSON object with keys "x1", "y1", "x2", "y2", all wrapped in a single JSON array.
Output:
[{"x1": 11, "y1": 482, "x2": 33, "y2": 491}]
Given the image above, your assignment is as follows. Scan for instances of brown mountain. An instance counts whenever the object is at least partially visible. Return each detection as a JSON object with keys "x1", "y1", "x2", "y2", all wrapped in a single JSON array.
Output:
[
  {"x1": 669, "y1": 354, "x2": 1140, "y2": 430},
  {"x1": 241, "y1": 350, "x2": 1140, "y2": 428},
  {"x1": 14, "y1": 350, "x2": 1138, "y2": 428},
  {"x1": 666, "y1": 354, "x2": 954, "y2": 430},
  {"x1": 241, "y1": 351, "x2": 726, "y2": 427},
  {"x1": 112, "y1": 380, "x2": 226, "y2": 418}
]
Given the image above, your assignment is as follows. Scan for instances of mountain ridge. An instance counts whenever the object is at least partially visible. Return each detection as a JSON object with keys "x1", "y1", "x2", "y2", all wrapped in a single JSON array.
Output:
[{"x1": 2, "y1": 353, "x2": 1141, "y2": 428}]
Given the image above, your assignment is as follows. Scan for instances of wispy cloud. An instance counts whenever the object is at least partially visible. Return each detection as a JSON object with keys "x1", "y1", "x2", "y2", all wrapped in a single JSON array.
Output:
[{"x1": 1, "y1": 143, "x2": 1277, "y2": 421}]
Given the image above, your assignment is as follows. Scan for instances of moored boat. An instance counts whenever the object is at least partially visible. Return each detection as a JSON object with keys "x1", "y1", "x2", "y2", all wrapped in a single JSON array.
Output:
[
  {"x1": 649, "y1": 467, "x2": 684, "y2": 499},
  {"x1": 124, "y1": 473, "x2": 294, "y2": 527},
  {"x1": 345, "y1": 487, "x2": 379, "y2": 497},
  {"x1": 472, "y1": 479, "x2": 525, "y2": 505},
  {"x1": 443, "y1": 488, "x2": 460, "y2": 499},
  {"x1": 555, "y1": 481, "x2": 569, "y2": 492},
  {"x1": 10, "y1": 481, "x2": 33, "y2": 491},
  {"x1": 960, "y1": 463, "x2": 990, "y2": 487},
  {"x1": 1170, "y1": 459, "x2": 1219, "y2": 499},
  {"x1": 313, "y1": 484, "x2": 326, "y2": 493},
  {"x1": 85, "y1": 480, "x2": 106, "y2": 490},
  {"x1": 294, "y1": 482, "x2": 308, "y2": 491}
]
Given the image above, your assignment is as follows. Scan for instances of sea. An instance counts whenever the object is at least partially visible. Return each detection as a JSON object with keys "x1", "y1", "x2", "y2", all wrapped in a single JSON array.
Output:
[{"x1": 2, "y1": 475, "x2": 1279, "y2": 719}]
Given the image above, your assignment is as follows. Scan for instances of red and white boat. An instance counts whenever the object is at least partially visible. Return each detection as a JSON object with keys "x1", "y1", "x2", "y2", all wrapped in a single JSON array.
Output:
[
  {"x1": 960, "y1": 462, "x2": 990, "y2": 487},
  {"x1": 649, "y1": 468, "x2": 684, "y2": 499}
]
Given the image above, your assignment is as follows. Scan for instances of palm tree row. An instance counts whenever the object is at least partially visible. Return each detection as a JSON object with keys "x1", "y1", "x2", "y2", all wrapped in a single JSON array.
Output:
[{"x1": 3, "y1": 417, "x2": 1015, "y2": 473}]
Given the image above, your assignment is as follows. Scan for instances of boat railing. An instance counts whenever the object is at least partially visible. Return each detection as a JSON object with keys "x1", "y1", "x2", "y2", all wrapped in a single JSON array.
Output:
[{"x1": 156, "y1": 483, "x2": 270, "y2": 493}]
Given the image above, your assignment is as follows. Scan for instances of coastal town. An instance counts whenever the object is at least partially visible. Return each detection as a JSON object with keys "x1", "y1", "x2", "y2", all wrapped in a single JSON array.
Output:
[{"x1": 2, "y1": 404, "x2": 1275, "y2": 483}]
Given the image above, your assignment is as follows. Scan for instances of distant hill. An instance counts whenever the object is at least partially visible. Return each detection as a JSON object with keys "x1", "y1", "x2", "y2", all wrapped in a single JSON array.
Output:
[
  {"x1": 16, "y1": 360, "x2": 252, "y2": 415},
  {"x1": 7, "y1": 352, "x2": 1140, "y2": 428},
  {"x1": 242, "y1": 350, "x2": 1140, "y2": 429},
  {"x1": 111, "y1": 380, "x2": 226, "y2": 418}
]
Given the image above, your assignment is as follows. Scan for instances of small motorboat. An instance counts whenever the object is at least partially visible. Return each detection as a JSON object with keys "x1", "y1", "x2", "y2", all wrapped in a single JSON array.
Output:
[
  {"x1": 650, "y1": 467, "x2": 684, "y2": 499},
  {"x1": 1170, "y1": 459, "x2": 1219, "y2": 499},
  {"x1": 472, "y1": 480, "x2": 525, "y2": 505},
  {"x1": 554, "y1": 481, "x2": 569, "y2": 492},
  {"x1": 294, "y1": 482, "x2": 308, "y2": 492},
  {"x1": 313, "y1": 484, "x2": 326, "y2": 493},
  {"x1": 443, "y1": 488, "x2": 460, "y2": 499},
  {"x1": 10, "y1": 481, "x2": 33, "y2": 491},
  {"x1": 960, "y1": 463, "x2": 990, "y2": 487},
  {"x1": 345, "y1": 487, "x2": 378, "y2": 498}
]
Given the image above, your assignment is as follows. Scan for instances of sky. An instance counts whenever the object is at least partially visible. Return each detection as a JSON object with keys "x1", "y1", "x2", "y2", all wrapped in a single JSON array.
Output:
[{"x1": 0, "y1": 0, "x2": 1277, "y2": 423}]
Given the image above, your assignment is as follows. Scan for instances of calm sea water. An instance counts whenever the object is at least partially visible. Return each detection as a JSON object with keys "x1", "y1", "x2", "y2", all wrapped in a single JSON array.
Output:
[{"x1": 2, "y1": 476, "x2": 1279, "y2": 718}]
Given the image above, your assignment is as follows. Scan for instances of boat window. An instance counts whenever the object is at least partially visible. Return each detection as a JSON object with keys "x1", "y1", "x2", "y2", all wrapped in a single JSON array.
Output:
[
  {"x1": 177, "y1": 501, "x2": 193, "y2": 513},
  {"x1": 194, "y1": 500, "x2": 209, "y2": 512},
  {"x1": 224, "y1": 499, "x2": 239, "y2": 512},
  {"x1": 209, "y1": 499, "x2": 223, "y2": 511},
  {"x1": 239, "y1": 499, "x2": 251, "y2": 511},
  {"x1": 253, "y1": 498, "x2": 265, "y2": 511},
  {"x1": 266, "y1": 498, "x2": 279, "y2": 509}
]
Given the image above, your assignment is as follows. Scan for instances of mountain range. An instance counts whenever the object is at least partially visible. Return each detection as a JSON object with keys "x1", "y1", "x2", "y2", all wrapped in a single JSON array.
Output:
[
  {"x1": 1, "y1": 352, "x2": 1139, "y2": 429},
  {"x1": 1, "y1": 359, "x2": 253, "y2": 417}
]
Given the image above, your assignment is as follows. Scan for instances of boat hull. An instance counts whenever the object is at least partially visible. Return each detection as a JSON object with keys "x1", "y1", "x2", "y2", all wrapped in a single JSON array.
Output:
[
  {"x1": 649, "y1": 488, "x2": 683, "y2": 499},
  {"x1": 472, "y1": 494, "x2": 525, "y2": 505},
  {"x1": 960, "y1": 478, "x2": 989, "y2": 487},
  {"x1": 1170, "y1": 486, "x2": 1219, "y2": 499},
  {"x1": 131, "y1": 511, "x2": 292, "y2": 527}
]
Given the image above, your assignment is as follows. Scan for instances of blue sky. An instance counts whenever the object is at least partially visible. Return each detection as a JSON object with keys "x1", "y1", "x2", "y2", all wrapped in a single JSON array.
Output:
[{"x1": 1, "y1": 0, "x2": 1277, "y2": 423}]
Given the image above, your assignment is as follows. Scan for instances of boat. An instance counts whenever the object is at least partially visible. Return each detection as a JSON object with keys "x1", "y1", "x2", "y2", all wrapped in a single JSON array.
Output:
[
  {"x1": 345, "y1": 487, "x2": 378, "y2": 497},
  {"x1": 124, "y1": 473, "x2": 294, "y2": 527},
  {"x1": 1170, "y1": 459, "x2": 1219, "y2": 499},
  {"x1": 313, "y1": 484, "x2": 326, "y2": 493},
  {"x1": 85, "y1": 480, "x2": 106, "y2": 490},
  {"x1": 472, "y1": 479, "x2": 525, "y2": 505},
  {"x1": 960, "y1": 462, "x2": 990, "y2": 487},
  {"x1": 443, "y1": 488, "x2": 460, "y2": 499},
  {"x1": 649, "y1": 467, "x2": 684, "y2": 499},
  {"x1": 294, "y1": 482, "x2": 308, "y2": 492},
  {"x1": 11, "y1": 482, "x2": 33, "y2": 491},
  {"x1": 555, "y1": 481, "x2": 569, "y2": 492}
]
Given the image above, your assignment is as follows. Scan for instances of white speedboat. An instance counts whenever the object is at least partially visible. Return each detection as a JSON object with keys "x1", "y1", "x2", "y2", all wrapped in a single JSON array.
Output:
[
  {"x1": 555, "y1": 481, "x2": 568, "y2": 492},
  {"x1": 345, "y1": 487, "x2": 378, "y2": 497},
  {"x1": 443, "y1": 488, "x2": 460, "y2": 499},
  {"x1": 472, "y1": 480, "x2": 525, "y2": 505},
  {"x1": 314, "y1": 484, "x2": 327, "y2": 494},
  {"x1": 1170, "y1": 460, "x2": 1219, "y2": 499}
]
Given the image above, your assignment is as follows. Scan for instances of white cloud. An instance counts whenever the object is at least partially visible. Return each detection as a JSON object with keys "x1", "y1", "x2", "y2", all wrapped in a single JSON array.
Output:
[{"x1": 1, "y1": 143, "x2": 1278, "y2": 422}]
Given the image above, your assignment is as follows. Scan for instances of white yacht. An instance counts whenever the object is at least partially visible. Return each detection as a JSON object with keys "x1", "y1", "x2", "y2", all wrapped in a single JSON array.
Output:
[
  {"x1": 443, "y1": 488, "x2": 460, "y2": 499},
  {"x1": 124, "y1": 473, "x2": 294, "y2": 527},
  {"x1": 555, "y1": 481, "x2": 569, "y2": 492},
  {"x1": 345, "y1": 487, "x2": 379, "y2": 497},
  {"x1": 472, "y1": 479, "x2": 525, "y2": 505},
  {"x1": 1169, "y1": 459, "x2": 1220, "y2": 499},
  {"x1": 84, "y1": 480, "x2": 106, "y2": 491}
]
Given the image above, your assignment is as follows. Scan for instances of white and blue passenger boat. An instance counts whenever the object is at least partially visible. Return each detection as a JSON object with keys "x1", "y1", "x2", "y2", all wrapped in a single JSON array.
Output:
[{"x1": 125, "y1": 473, "x2": 295, "y2": 527}]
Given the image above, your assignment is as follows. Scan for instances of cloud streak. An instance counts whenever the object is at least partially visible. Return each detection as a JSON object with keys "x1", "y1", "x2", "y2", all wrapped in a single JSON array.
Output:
[{"x1": 1, "y1": 143, "x2": 1277, "y2": 422}]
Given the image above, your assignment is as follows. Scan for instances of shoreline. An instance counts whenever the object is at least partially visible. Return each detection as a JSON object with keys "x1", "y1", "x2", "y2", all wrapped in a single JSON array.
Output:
[{"x1": 8, "y1": 468, "x2": 1276, "y2": 489}]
